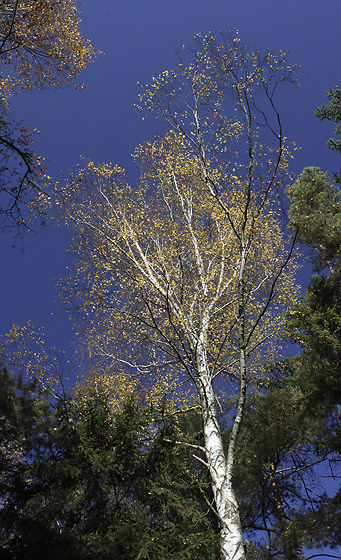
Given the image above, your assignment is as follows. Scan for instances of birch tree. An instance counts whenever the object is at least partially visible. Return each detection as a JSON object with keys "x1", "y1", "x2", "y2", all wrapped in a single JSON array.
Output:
[{"x1": 57, "y1": 30, "x2": 299, "y2": 560}]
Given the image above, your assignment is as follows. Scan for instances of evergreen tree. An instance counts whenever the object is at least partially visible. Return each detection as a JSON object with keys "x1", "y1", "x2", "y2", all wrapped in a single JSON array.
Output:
[
  {"x1": 315, "y1": 86, "x2": 341, "y2": 183},
  {"x1": 0, "y1": 365, "x2": 62, "y2": 559},
  {"x1": 286, "y1": 166, "x2": 341, "y2": 273},
  {"x1": 232, "y1": 386, "x2": 340, "y2": 559},
  {"x1": 240, "y1": 97, "x2": 341, "y2": 559},
  {"x1": 285, "y1": 154, "x2": 341, "y2": 409},
  {"x1": 0, "y1": 366, "x2": 219, "y2": 559}
]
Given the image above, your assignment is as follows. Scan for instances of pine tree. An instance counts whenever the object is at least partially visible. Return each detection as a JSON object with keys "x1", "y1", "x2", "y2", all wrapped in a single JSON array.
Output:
[
  {"x1": 244, "y1": 96, "x2": 341, "y2": 559},
  {"x1": 315, "y1": 86, "x2": 341, "y2": 183},
  {"x1": 0, "y1": 365, "x2": 219, "y2": 559}
]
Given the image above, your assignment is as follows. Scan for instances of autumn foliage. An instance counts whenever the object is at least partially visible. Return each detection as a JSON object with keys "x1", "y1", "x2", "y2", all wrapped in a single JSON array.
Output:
[{"x1": 0, "y1": 0, "x2": 95, "y2": 233}]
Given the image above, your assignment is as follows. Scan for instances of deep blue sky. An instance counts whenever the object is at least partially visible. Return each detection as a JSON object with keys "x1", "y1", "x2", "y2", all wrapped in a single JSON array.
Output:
[{"x1": 1, "y1": 0, "x2": 341, "y2": 364}]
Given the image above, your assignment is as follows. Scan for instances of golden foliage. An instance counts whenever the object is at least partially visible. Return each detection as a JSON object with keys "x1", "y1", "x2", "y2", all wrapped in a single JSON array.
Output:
[
  {"x1": 58, "y1": 132, "x2": 298, "y2": 404},
  {"x1": 0, "y1": 0, "x2": 95, "y2": 94},
  {"x1": 73, "y1": 363, "x2": 187, "y2": 416},
  {"x1": 0, "y1": 321, "x2": 64, "y2": 391},
  {"x1": 57, "y1": 29, "x2": 300, "y2": 408},
  {"x1": 0, "y1": 0, "x2": 96, "y2": 233},
  {"x1": 74, "y1": 367, "x2": 139, "y2": 414}
]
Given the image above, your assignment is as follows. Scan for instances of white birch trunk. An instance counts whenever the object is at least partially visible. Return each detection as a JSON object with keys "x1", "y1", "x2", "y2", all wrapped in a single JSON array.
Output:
[
  {"x1": 197, "y1": 359, "x2": 245, "y2": 560},
  {"x1": 193, "y1": 240, "x2": 247, "y2": 559}
]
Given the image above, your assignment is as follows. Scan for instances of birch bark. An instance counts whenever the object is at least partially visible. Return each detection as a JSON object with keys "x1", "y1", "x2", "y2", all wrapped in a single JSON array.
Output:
[
  {"x1": 195, "y1": 306, "x2": 246, "y2": 560},
  {"x1": 198, "y1": 369, "x2": 246, "y2": 560}
]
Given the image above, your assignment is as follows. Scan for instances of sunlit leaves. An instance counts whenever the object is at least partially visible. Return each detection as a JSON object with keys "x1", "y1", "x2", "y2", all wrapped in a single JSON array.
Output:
[
  {"x1": 0, "y1": 322, "x2": 65, "y2": 391},
  {"x1": 0, "y1": 0, "x2": 95, "y2": 92},
  {"x1": 0, "y1": 0, "x2": 96, "y2": 234},
  {"x1": 136, "y1": 30, "x2": 299, "y2": 181},
  {"x1": 58, "y1": 132, "x2": 297, "y2": 403}
]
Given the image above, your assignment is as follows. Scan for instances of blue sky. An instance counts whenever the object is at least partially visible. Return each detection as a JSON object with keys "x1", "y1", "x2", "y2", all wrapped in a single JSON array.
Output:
[{"x1": 1, "y1": 0, "x2": 341, "y2": 360}]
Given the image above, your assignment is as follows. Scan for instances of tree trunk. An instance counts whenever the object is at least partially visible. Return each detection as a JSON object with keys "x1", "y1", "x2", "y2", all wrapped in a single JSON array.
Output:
[
  {"x1": 269, "y1": 465, "x2": 299, "y2": 560},
  {"x1": 199, "y1": 372, "x2": 245, "y2": 560}
]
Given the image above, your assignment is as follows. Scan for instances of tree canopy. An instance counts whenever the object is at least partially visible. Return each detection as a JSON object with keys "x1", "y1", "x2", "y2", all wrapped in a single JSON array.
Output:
[
  {"x1": 56, "y1": 30, "x2": 300, "y2": 560},
  {"x1": 0, "y1": 0, "x2": 95, "y2": 235},
  {"x1": 286, "y1": 166, "x2": 341, "y2": 272},
  {"x1": 0, "y1": 365, "x2": 220, "y2": 560},
  {"x1": 315, "y1": 85, "x2": 341, "y2": 182}
]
